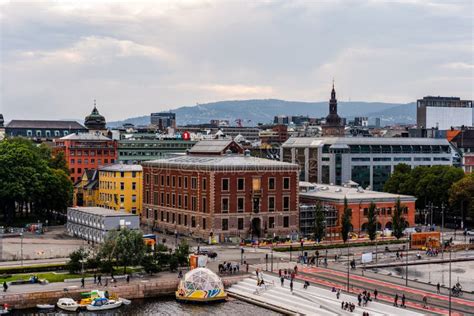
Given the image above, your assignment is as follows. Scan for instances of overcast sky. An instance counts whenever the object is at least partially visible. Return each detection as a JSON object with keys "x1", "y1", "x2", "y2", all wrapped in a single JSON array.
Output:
[{"x1": 1, "y1": 0, "x2": 472, "y2": 121}]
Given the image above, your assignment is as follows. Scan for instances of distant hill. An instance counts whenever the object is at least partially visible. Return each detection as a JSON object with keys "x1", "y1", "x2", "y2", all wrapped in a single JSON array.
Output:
[{"x1": 107, "y1": 99, "x2": 416, "y2": 127}]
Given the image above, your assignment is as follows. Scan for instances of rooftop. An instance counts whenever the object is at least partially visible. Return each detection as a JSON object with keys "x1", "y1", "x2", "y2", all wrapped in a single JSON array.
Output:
[
  {"x1": 300, "y1": 182, "x2": 416, "y2": 203},
  {"x1": 99, "y1": 163, "x2": 143, "y2": 172},
  {"x1": 282, "y1": 137, "x2": 450, "y2": 148},
  {"x1": 188, "y1": 139, "x2": 242, "y2": 154},
  {"x1": 59, "y1": 133, "x2": 112, "y2": 141},
  {"x1": 68, "y1": 207, "x2": 138, "y2": 217},
  {"x1": 6, "y1": 120, "x2": 86, "y2": 130},
  {"x1": 143, "y1": 154, "x2": 298, "y2": 171}
]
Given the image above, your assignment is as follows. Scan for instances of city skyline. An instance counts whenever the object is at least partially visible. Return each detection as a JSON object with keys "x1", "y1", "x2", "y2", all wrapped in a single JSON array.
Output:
[{"x1": 1, "y1": 0, "x2": 473, "y2": 121}]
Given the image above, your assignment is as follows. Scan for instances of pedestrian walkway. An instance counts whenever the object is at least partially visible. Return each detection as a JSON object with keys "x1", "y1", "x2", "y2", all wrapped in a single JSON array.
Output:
[{"x1": 228, "y1": 273, "x2": 424, "y2": 316}]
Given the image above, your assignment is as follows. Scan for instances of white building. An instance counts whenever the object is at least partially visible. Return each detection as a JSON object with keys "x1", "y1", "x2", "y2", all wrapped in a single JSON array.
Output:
[{"x1": 417, "y1": 96, "x2": 473, "y2": 130}]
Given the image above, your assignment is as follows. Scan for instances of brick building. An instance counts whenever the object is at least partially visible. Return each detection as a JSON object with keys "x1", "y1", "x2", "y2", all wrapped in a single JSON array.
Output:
[
  {"x1": 142, "y1": 151, "x2": 299, "y2": 242},
  {"x1": 54, "y1": 133, "x2": 117, "y2": 183},
  {"x1": 299, "y1": 183, "x2": 416, "y2": 240}
]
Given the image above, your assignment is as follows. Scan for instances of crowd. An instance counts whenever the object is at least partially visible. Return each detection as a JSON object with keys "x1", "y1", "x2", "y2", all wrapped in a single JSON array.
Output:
[{"x1": 218, "y1": 261, "x2": 240, "y2": 274}]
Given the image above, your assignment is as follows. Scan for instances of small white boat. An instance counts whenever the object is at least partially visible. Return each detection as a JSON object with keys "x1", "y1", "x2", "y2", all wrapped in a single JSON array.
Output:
[
  {"x1": 119, "y1": 298, "x2": 131, "y2": 305},
  {"x1": 57, "y1": 298, "x2": 81, "y2": 312},
  {"x1": 86, "y1": 298, "x2": 122, "y2": 311},
  {"x1": 36, "y1": 304, "x2": 55, "y2": 310}
]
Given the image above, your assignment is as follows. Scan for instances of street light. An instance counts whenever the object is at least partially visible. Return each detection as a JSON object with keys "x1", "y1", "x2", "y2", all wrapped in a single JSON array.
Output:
[
  {"x1": 448, "y1": 248, "x2": 452, "y2": 316},
  {"x1": 441, "y1": 203, "x2": 445, "y2": 259}
]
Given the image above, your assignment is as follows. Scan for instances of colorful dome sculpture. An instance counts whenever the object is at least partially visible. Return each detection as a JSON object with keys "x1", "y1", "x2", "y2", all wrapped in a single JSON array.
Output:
[{"x1": 176, "y1": 268, "x2": 227, "y2": 302}]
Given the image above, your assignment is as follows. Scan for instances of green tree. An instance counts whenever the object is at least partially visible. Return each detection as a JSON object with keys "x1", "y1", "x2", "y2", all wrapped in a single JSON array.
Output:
[
  {"x1": 175, "y1": 240, "x2": 190, "y2": 267},
  {"x1": 313, "y1": 203, "x2": 326, "y2": 243},
  {"x1": 115, "y1": 228, "x2": 146, "y2": 274},
  {"x1": 97, "y1": 230, "x2": 118, "y2": 273},
  {"x1": 449, "y1": 174, "x2": 474, "y2": 224},
  {"x1": 67, "y1": 247, "x2": 88, "y2": 274},
  {"x1": 392, "y1": 198, "x2": 406, "y2": 239},
  {"x1": 141, "y1": 255, "x2": 160, "y2": 275},
  {"x1": 341, "y1": 198, "x2": 352, "y2": 243},
  {"x1": 367, "y1": 202, "x2": 377, "y2": 242}
]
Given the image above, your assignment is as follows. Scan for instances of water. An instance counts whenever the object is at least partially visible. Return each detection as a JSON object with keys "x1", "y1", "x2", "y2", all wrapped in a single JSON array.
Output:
[
  {"x1": 12, "y1": 297, "x2": 282, "y2": 316},
  {"x1": 380, "y1": 260, "x2": 474, "y2": 291}
]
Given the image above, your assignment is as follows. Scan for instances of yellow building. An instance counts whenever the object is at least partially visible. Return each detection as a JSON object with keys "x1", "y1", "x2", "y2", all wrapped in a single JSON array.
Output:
[
  {"x1": 73, "y1": 170, "x2": 99, "y2": 207},
  {"x1": 97, "y1": 164, "x2": 143, "y2": 215}
]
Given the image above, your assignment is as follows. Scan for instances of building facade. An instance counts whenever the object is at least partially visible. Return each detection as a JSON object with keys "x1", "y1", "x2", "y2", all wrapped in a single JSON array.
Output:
[
  {"x1": 150, "y1": 112, "x2": 176, "y2": 130},
  {"x1": 97, "y1": 164, "x2": 143, "y2": 215},
  {"x1": 141, "y1": 153, "x2": 299, "y2": 242},
  {"x1": 54, "y1": 133, "x2": 117, "y2": 183},
  {"x1": 417, "y1": 96, "x2": 473, "y2": 130},
  {"x1": 299, "y1": 183, "x2": 416, "y2": 239},
  {"x1": 73, "y1": 170, "x2": 99, "y2": 207},
  {"x1": 5, "y1": 120, "x2": 87, "y2": 141},
  {"x1": 67, "y1": 207, "x2": 140, "y2": 243},
  {"x1": 281, "y1": 137, "x2": 452, "y2": 191}
]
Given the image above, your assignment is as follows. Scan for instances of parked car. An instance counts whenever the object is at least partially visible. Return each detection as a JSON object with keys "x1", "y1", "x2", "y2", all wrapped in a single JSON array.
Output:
[{"x1": 466, "y1": 229, "x2": 474, "y2": 236}]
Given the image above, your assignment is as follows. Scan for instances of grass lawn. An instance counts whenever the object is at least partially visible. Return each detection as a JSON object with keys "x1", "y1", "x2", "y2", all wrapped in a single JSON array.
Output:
[{"x1": 0, "y1": 272, "x2": 92, "y2": 284}]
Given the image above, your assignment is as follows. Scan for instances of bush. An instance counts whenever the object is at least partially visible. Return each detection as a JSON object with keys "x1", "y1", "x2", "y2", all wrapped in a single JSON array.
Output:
[{"x1": 141, "y1": 255, "x2": 160, "y2": 275}]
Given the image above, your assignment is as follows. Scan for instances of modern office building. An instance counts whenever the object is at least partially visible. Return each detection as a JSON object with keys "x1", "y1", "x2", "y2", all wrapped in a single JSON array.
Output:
[
  {"x1": 5, "y1": 120, "x2": 88, "y2": 141},
  {"x1": 54, "y1": 133, "x2": 117, "y2": 183},
  {"x1": 353, "y1": 117, "x2": 369, "y2": 127},
  {"x1": 97, "y1": 164, "x2": 143, "y2": 215},
  {"x1": 299, "y1": 183, "x2": 416, "y2": 239},
  {"x1": 281, "y1": 137, "x2": 452, "y2": 191},
  {"x1": 150, "y1": 112, "x2": 176, "y2": 130},
  {"x1": 67, "y1": 207, "x2": 140, "y2": 243},
  {"x1": 141, "y1": 150, "x2": 299, "y2": 242},
  {"x1": 118, "y1": 134, "x2": 196, "y2": 164},
  {"x1": 417, "y1": 96, "x2": 473, "y2": 130}
]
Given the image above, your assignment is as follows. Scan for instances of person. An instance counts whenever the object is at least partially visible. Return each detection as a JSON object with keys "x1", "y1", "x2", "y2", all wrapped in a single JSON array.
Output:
[
  {"x1": 401, "y1": 294, "x2": 406, "y2": 308},
  {"x1": 394, "y1": 293, "x2": 398, "y2": 307},
  {"x1": 396, "y1": 251, "x2": 400, "y2": 260},
  {"x1": 280, "y1": 276, "x2": 284, "y2": 287},
  {"x1": 336, "y1": 289, "x2": 341, "y2": 299},
  {"x1": 81, "y1": 277, "x2": 85, "y2": 288},
  {"x1": 358, "y1": 293, "x2": 362, "y2": 306},
  {"x1": 97, "y1": 274, "x2": 102, "y2": 286},
  {"x1": 104, "y1": 290, "x2": 109, "y2": 299},
  {"x1": 290, "y1": 280, "x2": 293, "y2": 292},
  {"x1": 374, "y1": 289, "x2": 378, "y2": 300},
  {"x1": 294, "y1": 265, "x2": 298, "y2": 275},
  {"x1": 279, "y1": 269, "x2": 282, "y2": 278},
  {"x1": 127, "y1": 274, "x2": 131, "y2": 283},
  {"x1": 341, "y1": 301, "x2": 344, "y2": 309},
  {"x1": 3, "y1": 281, "x2": 7, "y2": 292},
  {"x1": 303, "y1": 281, "x2": 310, "y2": 289},
  {"x1": 437, "y1": 282, "x2": 440, "y2": 294},
  {"x1": 422, "y1": 296, "x2": 428, "y2": 308},
  {"x1": 94, "y1": 273, "x2": 97, "y2": 284}
]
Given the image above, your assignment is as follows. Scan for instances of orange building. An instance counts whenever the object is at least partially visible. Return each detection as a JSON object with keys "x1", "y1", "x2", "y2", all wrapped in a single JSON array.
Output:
[
  {"x1": 299, "y1": 182, "x2": 416, "y2": 239},
  {"x1": 54, "y1": 133, "x2": 117, "y2": 183}
]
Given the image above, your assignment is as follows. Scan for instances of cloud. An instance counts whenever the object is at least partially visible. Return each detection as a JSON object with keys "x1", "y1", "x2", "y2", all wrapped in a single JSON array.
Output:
[{"x1": 0, "y1": 0, "x2": 472, "y2": 121}]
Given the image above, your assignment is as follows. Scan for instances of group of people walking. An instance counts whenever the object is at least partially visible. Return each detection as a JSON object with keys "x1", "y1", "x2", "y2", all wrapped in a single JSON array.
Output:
[
  {"x1": 393, "y1": 293, "x2": 407, "y2": 308},
  {"x1": 278, "y1": 266, "x2": 297, "y2": 292}
]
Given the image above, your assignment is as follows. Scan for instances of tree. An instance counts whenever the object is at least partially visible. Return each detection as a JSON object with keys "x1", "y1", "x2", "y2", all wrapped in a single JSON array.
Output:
[
  {"x1": 367, "y1": 202, "x2": 377, "y2": 242},
  {"x1": 175, "y1": 240, "x2": 190, "y2": 267},
  {"x1": 341, "y1": 198, "x2": 352, "y2": 243},
  {"x1": 392, "y1": 198, "x2": 406, "y2": 239},
  {"x1": 449, "y1": 174, "x2": 474, "y2": 224},
  {"x1": 313, "y1": 203, "x2": 326, "y2": 243},
  {"x1": 141, "y1": 255, "x2": 160, "y2": 275},
  {"x1": 67, "y1": 247, "x2": 88, "y2": 274},
  {"x1": 115, "y1": 228, "x2": 146, "y2": 274}
]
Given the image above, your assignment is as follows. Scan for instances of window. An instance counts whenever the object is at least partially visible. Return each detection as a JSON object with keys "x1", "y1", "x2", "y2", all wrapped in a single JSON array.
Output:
[
  {"x1": 222, "y1": 198, "x2": 229, "y2": 213},
  {"x1": 172, "y1": 176, "x2": 176, "y2": 187},
  {"x1": 191, "y1": 177, "x2": 197, "y2": 189},
  {"x1": 27, "y1": 130, "x2": 32, "y2": 136},
  {"x1": 237, "y1": 197, "x2": 244, "y2": 212},
  {"x1": 153, "y1": 192, "x2": 158, "y2": 205},
  {"x1": 161, "y1": 175, "x2": 165, "y2": 186},
  {"x1": 132, "y1": 182, "x2": 136, "y2": 190},
  {"x1": 268, "y1": 177, "x2": 275, "y2": 190},
  {"x1": 184, "y1": 195, "x2": 188, "y2": 209},
  {"x1": 184, "y1": 215, "x2": 188, "y2": 226},
  {"x1": 283, "y1": 196, "x2": 290, "y2": 211},
  {"x1": 203, "y1": 218, "x2": 206, "y2": 230},
  {"x1": 120, "y1": 182, "x2": 125, "y2": 190},
  {"x1": 120, "y1": 172, "x2": 124, "y2": 177},
  {"x1": 191, "y1": 216, "x2": 196, "y2": 228},
  {"x1": 222, "y1": 219, "x2": 229, "y2": 231},
  {"x1": 202, "y1": 197, "x2": 207, "y2": 213},
  {"x1": 166, "y1": 211, "x2": 170, "y2": 222},
  {"x1": 178, "y1": 176, "x2": 182, "y2": 188},
  {"x1": 238, "y1": 218, "x2": 244, "y2": 230},
  {"x1": 160, "y1": 192, "x2": 164, "y2": 206},
  {"x1": 120, "y1": 195, "x2": 125, "y2": 203},
  {"x1": 36, "y1": 130, "x2": 41, "y2": 137},
  {"x1": 166, "y1": 193, "x2": 170, "y2": 206},
  {"x1": 283, "y1": 216, "x2": 289, "y2": 228},
  {"x1": 184, "y1": 177, "x2": 188, "y2": 189},
  {"x1": 166, "y1": 175, "x2": 170, "y2": 186},
  {"x1": 132, "y1": 171, "x2": 137, "y2": 178},
  {"x1": 70, "y1": 159, "x2": 75, "y2": 164},
  {"x1": 283, "y1": 177, "x2": 290, "y2": 190},
  {"x1": 154, "y1": 209, "x2": 158, "y2": 221},
  {"x1": 153, "y1": 175, "x2": 158, "y2": 185},
  {"x1": 202, "y1": 178, "x2": 207, "y2": 191},
  {"x1": 268, "y1": 196, "x2": 275, "y2": 212},
  {"x1": 131, "y1": 207, "x2": 137, "y2": 214},
  {"x1": 222, "y1": 178, "x2": 229, "y2": 191},
  {"x1": 192, "y1": 196, "x2": 197, "y2": 211},
  {"x1": 237, "y1": 178, "x2": 245, "y2": 191},
  {"x1": 178, "y1": 195, "x2": 182, "y2": 208},
  {"x1": 145, "y1": 174, "x2": 150, "y2": 184},
  {"x1": 172, "y1": 194, "x2": 176, "y2": 207},
  {"x1": 269, "y1": 216, "x2": 275, "y2": 229},
  {"x1": 363, "y1": 208, "x2": 368, "y2": 216},
  {"x1": 178, "y1": 214, "x2": 182, "y2": 225}
]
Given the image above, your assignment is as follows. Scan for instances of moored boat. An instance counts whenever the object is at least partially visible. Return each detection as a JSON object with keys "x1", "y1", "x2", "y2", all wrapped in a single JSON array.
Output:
[
  {"x1": 86, "y1": 298, "x2": 123, "y2": 311},
  {"x1": 57, "y1": 298, "x2": 81, "y2": 312},
  {"x1": 36, "y1": 304, "x2": 55, "y2": 310}
]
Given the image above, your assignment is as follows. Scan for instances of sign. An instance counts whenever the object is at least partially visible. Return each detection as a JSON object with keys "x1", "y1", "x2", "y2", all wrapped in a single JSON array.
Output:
[
  {"x1": 361, "y1": 252, "x2": 373, "y2": 264},
  {"x1": 182, "y1": 131, "x2": 190, "y2": 141}
]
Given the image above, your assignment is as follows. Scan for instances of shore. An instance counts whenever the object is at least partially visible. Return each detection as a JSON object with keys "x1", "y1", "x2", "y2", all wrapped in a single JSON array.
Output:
[{"x1": 0, "y1": 272, "x2": 247, "y2": 309}]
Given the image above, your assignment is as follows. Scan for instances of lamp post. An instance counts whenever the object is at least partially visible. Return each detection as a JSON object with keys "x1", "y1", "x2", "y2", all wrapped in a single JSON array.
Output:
[
  {"x1": 441, "y1": 204, "x2": 445, "y2": 259},
  {"x1": 271, "y1": 242, "x2": 274, "y2": 272},
  {"x1": 448, "y1": 248, "x2": 452, "y2": 316},
  {"x1": 346, "y1": 242, "x2": 350, "y2": 292},
  {"x1": 20, "y1": 232, "x2": 24, "y2": 266},
  {"x1": 405, "y1": 233, "x2": 410, "y2": 286}
]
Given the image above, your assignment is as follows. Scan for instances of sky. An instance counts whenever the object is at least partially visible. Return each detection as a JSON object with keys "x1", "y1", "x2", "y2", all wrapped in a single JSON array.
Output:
[{"x1": 0, "y1": 0, "x2": 473, "y2": 121}]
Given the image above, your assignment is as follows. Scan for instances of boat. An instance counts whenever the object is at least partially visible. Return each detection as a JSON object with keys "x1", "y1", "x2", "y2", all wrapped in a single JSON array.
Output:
[
  {"x1": 0, "y1": 304, "x2": 10, "y2": 315},
  {"x1": 57, "y1": 298, "x2": 81, "y2": 312},
  {"x1": 86, "y1": 298, "x2": 123, "y2": 311},
  {"x1": 119, "y1": 298, "x2": 132, "y2": 305},
  {"x1": 36, "y1": 304, "x2": 55, "y2": 310}
]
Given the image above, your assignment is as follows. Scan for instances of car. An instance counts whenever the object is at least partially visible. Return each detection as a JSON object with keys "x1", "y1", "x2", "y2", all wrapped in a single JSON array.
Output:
[{"x1": 466, "y1": 230, "x2": 474, "y2": 236}]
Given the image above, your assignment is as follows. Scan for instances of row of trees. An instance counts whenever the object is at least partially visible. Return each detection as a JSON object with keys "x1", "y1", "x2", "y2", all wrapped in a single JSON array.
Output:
[
  {"x1": 384, "y1": 164, "x2": 474, "y2": 224},
  {"x1": 313, "y1": 198, "x2": 408, "y2": 244},
  {"x1": 0, "y1": 138, "x2": 73, "y2": 225},
  {"x1": 67, "y1": 229, "x2": 190, "y2": 275}
]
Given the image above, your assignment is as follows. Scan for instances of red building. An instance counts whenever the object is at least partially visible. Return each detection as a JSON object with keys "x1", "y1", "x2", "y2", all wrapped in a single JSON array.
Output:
[
  {"x1": 142, "y1": 150, "x2": 300, "y2": 242},
  {"x1": 54, "y1": 133, "x2": 117, "y2": 183},
  {"x1": 299, "y1": 182, "x2": 416, "y2": 239}
]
